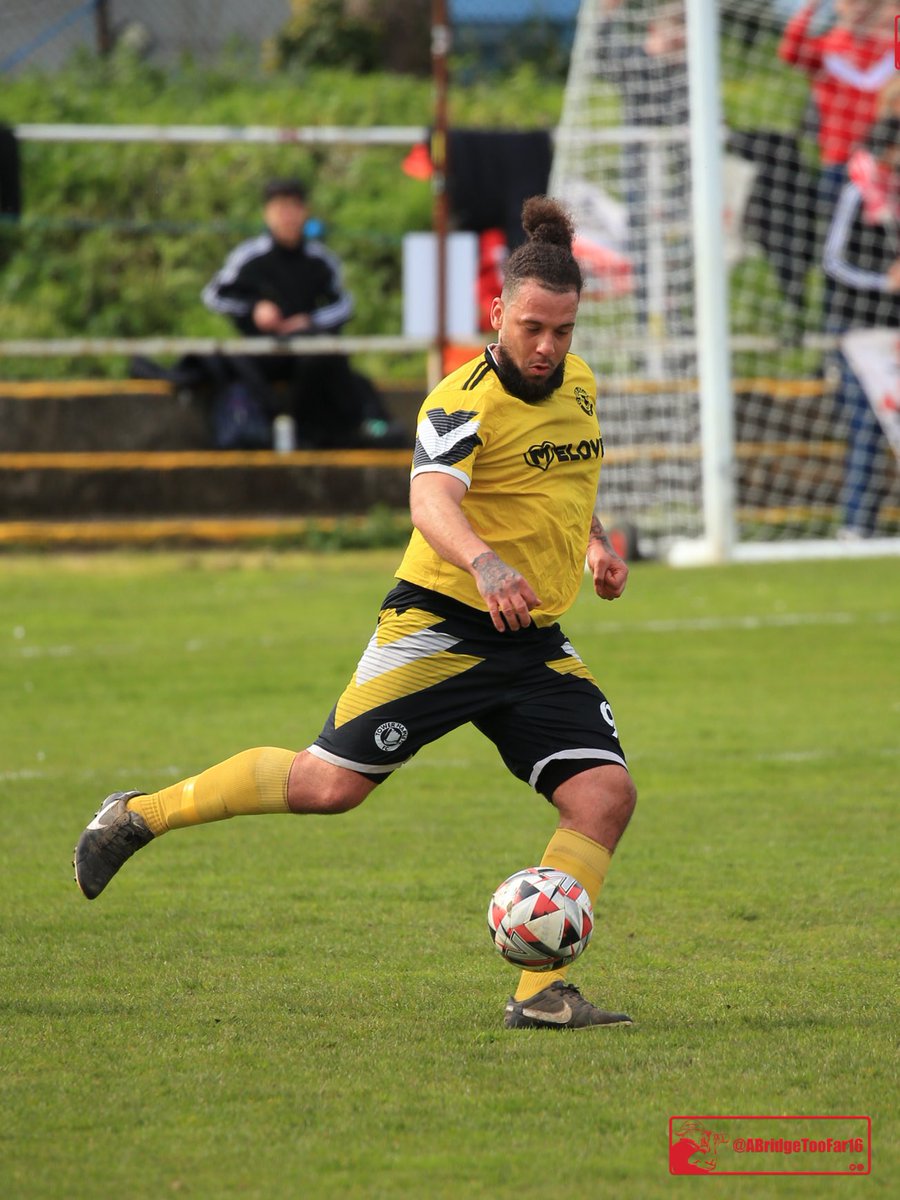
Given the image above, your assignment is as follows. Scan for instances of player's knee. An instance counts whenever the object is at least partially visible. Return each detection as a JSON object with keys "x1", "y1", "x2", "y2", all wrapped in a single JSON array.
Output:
[
  {"x1": 553, "y1": 763, "x2": 635, "y2": 821},
  {"x1": 600, "y1": 769, "x2": 636, "y2": 848},
  {"x1": 618, "y1": 770, "x2": 638, "y2": 818},
  {"x1": 316, "y1": 785, "x2": 366, "y2": 814},
  {"x1": 287, "y1": 751, "x2": 374, "y2": 814},
  {"x1": 597, "y1": 766, "x2": 636, "y2": 830},
  {"x1": 300, "y1": 777, "x2": 369, "y2": 814},
  {"x1": 552, "y1": 764, "x2": 635, "y2": 851}
]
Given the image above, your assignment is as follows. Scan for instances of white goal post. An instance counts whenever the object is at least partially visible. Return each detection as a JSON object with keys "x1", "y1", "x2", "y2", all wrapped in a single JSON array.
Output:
[{"x1": 550, "y1": 0, "x2": 900, "y2": 563}]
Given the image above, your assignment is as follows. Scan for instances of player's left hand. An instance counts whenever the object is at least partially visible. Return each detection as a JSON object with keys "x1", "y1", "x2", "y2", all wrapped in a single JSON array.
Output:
[{"x1": 586, "y1": 538, "x2": 629, "y2": 600}]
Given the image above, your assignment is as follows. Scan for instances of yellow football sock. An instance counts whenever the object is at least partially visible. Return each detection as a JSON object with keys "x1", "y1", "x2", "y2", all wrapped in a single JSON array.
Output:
[
  {"x1": 127, "y1": 747, "x2": 295, "y2": 835},
  {"x1": 514, "y1": 827, "x2": 612, "y2": 1002}
]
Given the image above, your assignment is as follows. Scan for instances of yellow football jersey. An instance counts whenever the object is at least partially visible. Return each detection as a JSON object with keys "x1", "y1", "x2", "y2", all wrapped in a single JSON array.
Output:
[{"x1": 395, "y1": 347, "x2": 603, "y2": 626}]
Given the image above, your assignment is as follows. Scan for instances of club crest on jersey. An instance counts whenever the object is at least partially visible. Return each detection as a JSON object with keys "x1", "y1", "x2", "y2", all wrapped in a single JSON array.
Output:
[
  {"x1": 574, "y1": 386, "x2": 594, "y2": 416},
  {"x1": 374, "y1": 721, "x2": 408, "y2": 752},
  {"x1": 523, "y1": 436, "x2": 603, "y2": 471}
]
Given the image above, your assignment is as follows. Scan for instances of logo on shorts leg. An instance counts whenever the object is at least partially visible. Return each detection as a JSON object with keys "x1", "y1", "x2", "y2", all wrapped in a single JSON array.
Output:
[{"x1": 374, "y1": 721, "x2": 409, "y2": 752}]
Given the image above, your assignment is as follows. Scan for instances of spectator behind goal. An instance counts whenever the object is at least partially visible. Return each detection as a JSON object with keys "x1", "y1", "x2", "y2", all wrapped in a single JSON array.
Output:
[
  {"x1": 823, "y1": 115, "x2": 900, "y2": 537},
  {"x1": 778, "y1": 2, "x2": 895, "y2": 237}
]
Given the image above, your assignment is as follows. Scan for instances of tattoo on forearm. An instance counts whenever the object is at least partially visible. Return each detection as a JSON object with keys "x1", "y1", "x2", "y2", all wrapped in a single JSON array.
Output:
[
  {"x1": 589, "y1": 517, "x2": 613, "y2": 552},
  {"x1": 471, "y1": 550, "x2": 517, "y2": 592}
]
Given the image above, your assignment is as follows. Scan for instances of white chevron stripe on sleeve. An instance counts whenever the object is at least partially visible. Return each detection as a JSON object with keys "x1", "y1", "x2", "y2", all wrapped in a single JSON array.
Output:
[{"x1": 415, "y1": 416, "x2": 481, "y2": 460}]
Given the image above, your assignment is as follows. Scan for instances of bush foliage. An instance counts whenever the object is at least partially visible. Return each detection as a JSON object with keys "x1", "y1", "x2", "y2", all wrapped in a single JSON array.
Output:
[
  {"x1": 0, "y1": 45, "x2": 563, "y2": 379},
  {"x1": 272, "y1": 0, "x2": 433, "y2": 75}
]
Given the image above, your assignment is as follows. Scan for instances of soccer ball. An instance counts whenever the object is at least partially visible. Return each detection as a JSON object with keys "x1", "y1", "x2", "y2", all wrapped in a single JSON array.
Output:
[{"x1": 487, "y1": 866, "x2": 594, "y2": 971}]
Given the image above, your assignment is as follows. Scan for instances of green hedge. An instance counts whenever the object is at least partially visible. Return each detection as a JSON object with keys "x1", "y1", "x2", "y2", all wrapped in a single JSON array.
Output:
[{"x1": 0, "y1": 47, "x2": 563, "y2": 379}]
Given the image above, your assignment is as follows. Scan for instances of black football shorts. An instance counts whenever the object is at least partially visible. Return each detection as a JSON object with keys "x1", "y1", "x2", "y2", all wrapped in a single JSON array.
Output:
[{"x1": 308, "y1": 581, "x2": 627, "y2": 798}]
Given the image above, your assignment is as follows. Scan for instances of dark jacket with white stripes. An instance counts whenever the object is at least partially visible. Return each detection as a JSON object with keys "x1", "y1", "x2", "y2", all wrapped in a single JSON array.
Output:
[
  {"x1": 823, "y1": 182, "x2": 900, "y2": 330},
  {"x1": 202, "y1": 233, "x2": 353, "y2": 336}
]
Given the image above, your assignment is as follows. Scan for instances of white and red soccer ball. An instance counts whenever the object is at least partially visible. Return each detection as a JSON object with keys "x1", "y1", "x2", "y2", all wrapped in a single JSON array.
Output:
[{"x1": 487, "y1": 867, "x2": 594, "y2": 970}]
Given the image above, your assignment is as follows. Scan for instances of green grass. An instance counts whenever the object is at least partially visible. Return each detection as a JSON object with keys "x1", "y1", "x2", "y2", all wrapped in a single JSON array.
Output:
[{"x1": 1, "y1": 551, "x2": 897, "y2": 1198}]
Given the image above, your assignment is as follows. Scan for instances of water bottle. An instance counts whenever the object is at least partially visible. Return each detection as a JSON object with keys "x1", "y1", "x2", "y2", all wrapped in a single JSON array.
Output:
[{"x1": 273, "y1": 414, "x2": 296, "y2": 453}]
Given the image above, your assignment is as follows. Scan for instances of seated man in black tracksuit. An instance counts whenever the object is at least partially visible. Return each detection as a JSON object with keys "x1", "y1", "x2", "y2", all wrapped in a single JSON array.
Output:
[{"x1": 202, "y1": 176, "x2": 404, "y2": 448}]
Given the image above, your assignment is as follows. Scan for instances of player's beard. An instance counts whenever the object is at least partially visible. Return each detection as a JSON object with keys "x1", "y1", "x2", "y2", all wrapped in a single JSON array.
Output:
[{"x1": 493, "y1": 344, "x2": 565, "y2": 403}]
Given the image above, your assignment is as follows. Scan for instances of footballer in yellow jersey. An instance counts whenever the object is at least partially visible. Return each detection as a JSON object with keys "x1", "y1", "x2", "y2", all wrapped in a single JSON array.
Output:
[
  {"x1": 311, "y1": 334, "x2": 622, "y2": 787},
  {"x1": 74, "y1": 197, "x2": 637, "y2": 1031},
  {"x1": 397, "y1": 346, "x2": 603, "y2": 626}
]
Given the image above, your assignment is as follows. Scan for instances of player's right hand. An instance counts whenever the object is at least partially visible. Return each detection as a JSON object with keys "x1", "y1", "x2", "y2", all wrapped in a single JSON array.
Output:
[{"x1": 472, "y1": 551, "x2": 541, "y2": 632}]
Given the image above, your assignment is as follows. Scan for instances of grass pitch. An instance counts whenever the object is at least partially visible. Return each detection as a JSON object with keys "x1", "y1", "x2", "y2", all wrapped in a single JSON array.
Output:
[{"x1": 1, "y1": 550, "x2": 897, "y2": 1199}]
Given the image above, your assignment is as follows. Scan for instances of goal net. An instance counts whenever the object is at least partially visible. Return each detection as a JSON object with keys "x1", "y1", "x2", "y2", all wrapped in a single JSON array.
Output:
[{"x1": 550, "y1": 0, "x2": 900, "y2": 559}]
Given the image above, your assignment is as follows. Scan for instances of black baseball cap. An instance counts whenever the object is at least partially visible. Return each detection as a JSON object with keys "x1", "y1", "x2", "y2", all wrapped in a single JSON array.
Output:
[{"x1": 263, "y1": 177, "x2": 309, "y2": 203}]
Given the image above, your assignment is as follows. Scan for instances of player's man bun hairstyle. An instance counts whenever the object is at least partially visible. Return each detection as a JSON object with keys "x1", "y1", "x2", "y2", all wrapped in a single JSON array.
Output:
[{"x1": 502, "y1": 195, "x2": 584, "y2": 298}]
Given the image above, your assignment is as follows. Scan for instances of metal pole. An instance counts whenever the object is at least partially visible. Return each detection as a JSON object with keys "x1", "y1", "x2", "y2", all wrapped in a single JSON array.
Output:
[
  {"x1": 431, "y1": 0, "x2": 451, "y2": 379},
  {"x1": 94, "y1": 0, "x2": 112, "y2": 55}
]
